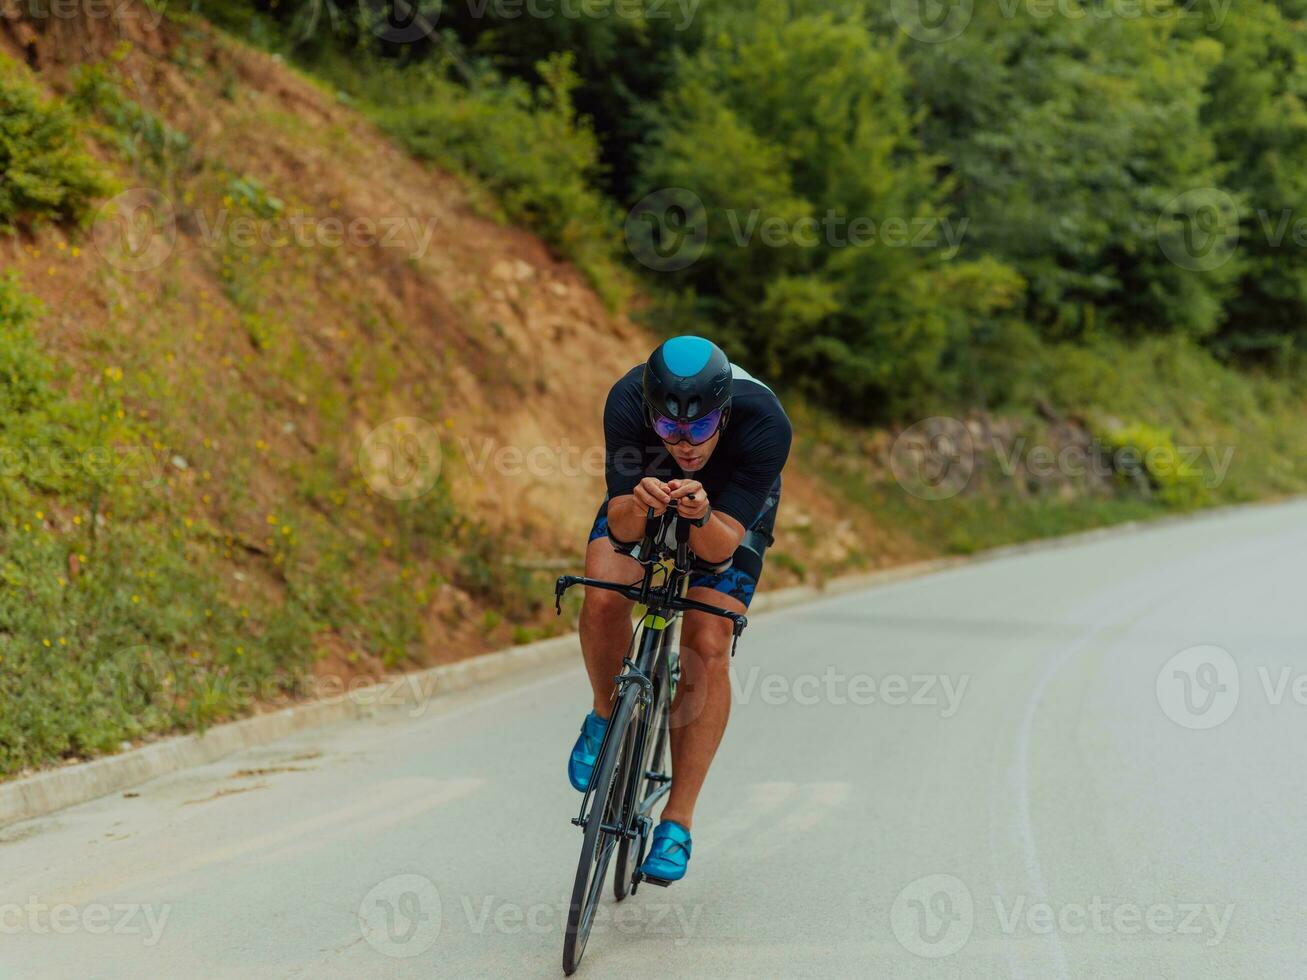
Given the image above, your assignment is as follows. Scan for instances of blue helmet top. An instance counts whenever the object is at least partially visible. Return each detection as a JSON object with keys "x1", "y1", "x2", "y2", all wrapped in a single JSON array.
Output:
[{"x1": 642, "y1": 335, "x2": 732, "y2": 423}]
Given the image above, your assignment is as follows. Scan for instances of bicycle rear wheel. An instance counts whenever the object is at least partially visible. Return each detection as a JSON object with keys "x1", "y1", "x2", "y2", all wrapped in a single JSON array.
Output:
[{"x1": 563, "y1": 690, "x2": 636, "y2": 975}]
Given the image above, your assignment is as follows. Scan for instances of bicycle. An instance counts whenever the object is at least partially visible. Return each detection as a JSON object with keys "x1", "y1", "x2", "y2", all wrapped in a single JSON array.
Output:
[{"x1": 553, "y1": 504, "x2": 748, "y2": 975}]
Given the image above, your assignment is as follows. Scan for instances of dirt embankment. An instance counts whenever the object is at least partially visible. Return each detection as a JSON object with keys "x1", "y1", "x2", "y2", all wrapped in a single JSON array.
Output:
[{"x1": 0, "y1": 5, "x2": 889, "y2": 684}]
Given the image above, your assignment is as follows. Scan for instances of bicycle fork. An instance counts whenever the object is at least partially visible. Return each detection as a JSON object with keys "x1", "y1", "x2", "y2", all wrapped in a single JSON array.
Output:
[{"x1": 571, "y1": 657, "x2": 651, "y2": 836}]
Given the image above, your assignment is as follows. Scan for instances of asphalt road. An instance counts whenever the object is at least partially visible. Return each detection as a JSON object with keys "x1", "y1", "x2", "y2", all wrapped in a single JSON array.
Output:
[{"x1": 3, "y1": 500, "x2": 1306, "y2": 979}]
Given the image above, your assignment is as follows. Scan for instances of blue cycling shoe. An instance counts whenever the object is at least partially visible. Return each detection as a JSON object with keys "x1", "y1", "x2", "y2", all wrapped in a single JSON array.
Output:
[
  {"x1": 638, "y1": 820, "x2": 692, "y2": 883},
  {"x1": 567, "y1": 710, "x2": 608, "y2": 792}
]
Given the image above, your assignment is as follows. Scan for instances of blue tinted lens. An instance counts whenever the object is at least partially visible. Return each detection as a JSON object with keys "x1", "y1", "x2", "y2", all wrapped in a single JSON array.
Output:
[
  {"x1": 685, "y1": 410, "x2": 721, "y2": 444},
  {"x1": 652, "y1": 415, "x2": 681, "y2": 440}
]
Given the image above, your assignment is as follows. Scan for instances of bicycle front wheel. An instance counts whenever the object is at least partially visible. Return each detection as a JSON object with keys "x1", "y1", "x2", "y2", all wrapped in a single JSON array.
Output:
[
  {"x1": 563, "y1": 690, "x2": 636, "y2": 975},
  {"x1": 614, "y1": 674, "x2": 669, "y2": 901}
]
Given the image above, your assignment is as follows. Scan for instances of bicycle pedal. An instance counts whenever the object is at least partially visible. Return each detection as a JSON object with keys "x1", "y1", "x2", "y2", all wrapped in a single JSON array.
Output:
[{"x1": 637, "y1": 873, "x2": 673, "y2": 888}]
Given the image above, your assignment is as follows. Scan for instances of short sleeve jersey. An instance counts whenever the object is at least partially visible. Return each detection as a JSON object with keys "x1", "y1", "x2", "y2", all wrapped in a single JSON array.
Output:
[{"x1": 603, "y1": 363, "x2": 792, "y2": 527}]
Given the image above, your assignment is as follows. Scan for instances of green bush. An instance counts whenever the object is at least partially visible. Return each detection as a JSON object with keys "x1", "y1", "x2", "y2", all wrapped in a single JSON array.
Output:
[
  {"x1": 0, "y1": 57, "x2": 112, "y2": 231},
  {"x1": 1098, "y1": 423, "x2": 1209, "y2": 510}
]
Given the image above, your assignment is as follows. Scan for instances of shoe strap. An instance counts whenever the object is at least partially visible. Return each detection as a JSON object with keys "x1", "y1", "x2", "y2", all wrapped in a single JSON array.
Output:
[{"x1": 653, "y1": 821, "x2": 692, "y2": 858}]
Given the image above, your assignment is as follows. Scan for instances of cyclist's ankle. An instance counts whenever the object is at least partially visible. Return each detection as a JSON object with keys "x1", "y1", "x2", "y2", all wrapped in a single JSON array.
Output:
[
  {"x1": 590, "y1": 705, "x2": 611, "y2": 721},
  {"x1": 659, "y1": 813, "x2": 691, "y2": 830}
]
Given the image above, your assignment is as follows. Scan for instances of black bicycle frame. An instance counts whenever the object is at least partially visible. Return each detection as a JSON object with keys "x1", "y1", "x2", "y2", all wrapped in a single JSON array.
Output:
[{"x1": 555, "y1": 507, "x2": 748, "y2": 838}]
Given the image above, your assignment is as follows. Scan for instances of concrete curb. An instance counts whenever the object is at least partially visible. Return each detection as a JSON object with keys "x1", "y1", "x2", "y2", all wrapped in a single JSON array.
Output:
[
  {"x1": 2, "y1": 495, "x2": 1297, "y2": 828},
  {"x1": 0, "y1": 633, "x2": 580, "y2": 830}
]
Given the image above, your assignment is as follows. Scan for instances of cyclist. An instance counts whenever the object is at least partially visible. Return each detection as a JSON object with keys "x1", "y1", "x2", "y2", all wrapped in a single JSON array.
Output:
[{"x1": 568, "y1": 335, "x2": 791, "y2": 883}]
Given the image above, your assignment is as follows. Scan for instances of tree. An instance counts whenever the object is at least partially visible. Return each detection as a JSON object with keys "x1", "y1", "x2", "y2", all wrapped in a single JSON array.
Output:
[
  {"x1": 637, "y1": 1, "x2": 1022, "y2": 417},
  {"x1": 1184, "y1": 0, "x2": 1307, "y2": 357},
  {"x1": 893, "y1": 1, "x2": 1240, "y2": 340}
]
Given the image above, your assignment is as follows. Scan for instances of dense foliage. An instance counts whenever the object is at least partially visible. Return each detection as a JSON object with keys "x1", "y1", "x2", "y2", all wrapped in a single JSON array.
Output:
[{"x1": 188, "y1": 0, "x2": 1307, "y2": 419}]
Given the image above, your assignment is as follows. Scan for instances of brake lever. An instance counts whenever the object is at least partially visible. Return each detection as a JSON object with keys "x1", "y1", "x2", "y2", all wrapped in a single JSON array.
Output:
[
  {"x1": 730, "y1": 613, "x2": 747, "y2": 657},
  {"x1": 554, "y1": 575, "x2": 576, "y2": 615}
]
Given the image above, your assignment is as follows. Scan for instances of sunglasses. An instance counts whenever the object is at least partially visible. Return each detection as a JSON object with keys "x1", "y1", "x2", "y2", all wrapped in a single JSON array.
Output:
[{"x1": 652, "y1": 408, "x2": 723, "y2": 446}]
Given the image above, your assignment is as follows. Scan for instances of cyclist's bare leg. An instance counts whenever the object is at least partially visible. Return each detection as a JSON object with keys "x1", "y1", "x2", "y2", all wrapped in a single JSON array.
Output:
[
  {"x1": 660, "y1": 587, "x2": 743, "y2": 830},
  {"x1": 578, "y1": 537, "x2": 641, "y2": 719}
]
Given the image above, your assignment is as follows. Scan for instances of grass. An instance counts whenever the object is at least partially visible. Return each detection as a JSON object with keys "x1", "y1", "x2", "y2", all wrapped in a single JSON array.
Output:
[
  {"x1": 0, "y1": 254, "x2": 557, "y2": 777},
  {"x1": 0, "y1": 272, "x2": 315, "y2": 773}
]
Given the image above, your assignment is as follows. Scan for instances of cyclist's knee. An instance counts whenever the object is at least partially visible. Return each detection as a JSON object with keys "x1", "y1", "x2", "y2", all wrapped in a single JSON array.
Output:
[
  {"x1": 584, "y1": 535, "x2": 640, "y2": 581},
  {"x1": 680, "y1": 615, "x2": 733, "y2": 671},
  {"x1": 580, "y1": 586, "x2": 632, "y2": 625}
]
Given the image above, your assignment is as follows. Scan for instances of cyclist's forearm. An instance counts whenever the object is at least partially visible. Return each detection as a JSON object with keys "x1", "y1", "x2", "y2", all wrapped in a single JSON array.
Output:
[
  {"x1": 606, "y1": 494, "x2": 649, "y2": 544},
  {"x1": 689, "y1": 513, "x2": 743, "y2": 565}
]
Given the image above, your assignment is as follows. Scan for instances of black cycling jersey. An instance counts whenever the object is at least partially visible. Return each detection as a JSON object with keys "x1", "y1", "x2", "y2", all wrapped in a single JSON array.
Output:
[{"x1": 603, "y1": 363, "x2": 792, "y2": 527}]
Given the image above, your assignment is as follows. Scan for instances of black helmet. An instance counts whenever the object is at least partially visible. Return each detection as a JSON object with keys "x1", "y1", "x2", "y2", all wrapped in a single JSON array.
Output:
[{"x1": 642, "y1": 336, "x2": 733, "y2": 423}]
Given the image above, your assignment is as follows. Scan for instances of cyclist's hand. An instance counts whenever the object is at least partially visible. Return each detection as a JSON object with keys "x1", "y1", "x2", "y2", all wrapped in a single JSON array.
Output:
[
  {"x1": 634, "y1": 477, "x2": 672, "y2": 515},
  {"x1": 668, "y1": 480, "x2": 708, "y2": 522}
]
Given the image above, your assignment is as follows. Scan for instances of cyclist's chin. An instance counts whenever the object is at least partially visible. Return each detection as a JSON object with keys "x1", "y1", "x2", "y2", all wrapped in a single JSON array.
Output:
[
  {"x1": 664, "y1": 432, "x2": 718, "y2": 472},
  {"x1": 670, "y1": 451, "x2": 706, "y2": 471}
]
